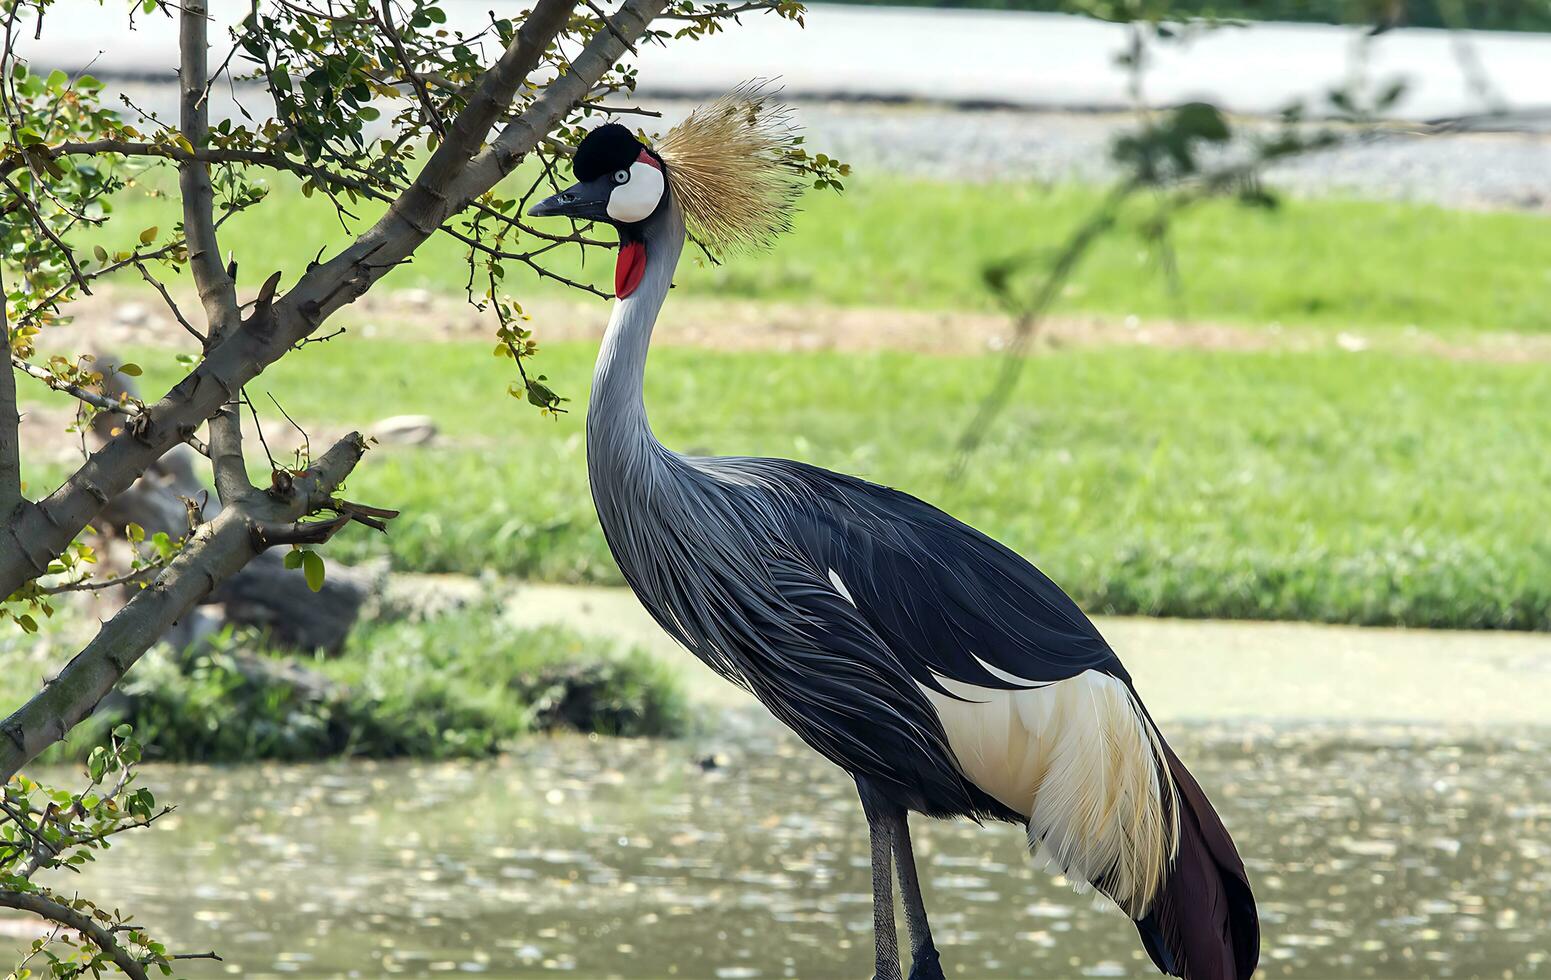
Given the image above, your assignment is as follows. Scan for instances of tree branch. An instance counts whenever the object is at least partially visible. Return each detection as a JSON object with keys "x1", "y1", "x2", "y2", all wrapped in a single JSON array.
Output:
[
  {"x1": 179, "y1": 0, "x2": 249, "y2": 505},
  {"x1": 9, "y1": 356, "x2": 210, "y2": 458},
  {"x1": 0, "y1": 432, "x2": 368, "y2": 781},
  {"x1": 453, "y1": 0, "x2": 671, "y2": 199},
  {"x1": 40, "y1": 562, "x2": 163, "y2": 595},
  {"x1": 0, "y1": 890, "x2": 150, "y2": 980},
  {"x1": 0, "y1": 0, "x2": 639, "y2": 605},
  {"x1": 377, "y1": 0, "x2": 445, "y2": 137},
  {"x1": 0, "y1": 266, "x2": 21, "y2": 516},
  {"x1": 134, "y1": 262, "x2": 204, "y2": 344},
  {"x1": 1, "y1": 175, "x2": 90, "y2": 296}
]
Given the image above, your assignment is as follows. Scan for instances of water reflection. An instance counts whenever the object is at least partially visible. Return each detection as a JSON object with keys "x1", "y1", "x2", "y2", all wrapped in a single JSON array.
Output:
[{"x1": 10, "y1": 718, "x2": 1550, "y2": 978}]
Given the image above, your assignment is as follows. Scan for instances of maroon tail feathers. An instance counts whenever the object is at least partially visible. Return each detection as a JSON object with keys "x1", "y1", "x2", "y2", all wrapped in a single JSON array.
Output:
[{"x1": 1133, "y1": 740, "x2": 1260, "y2": 980}]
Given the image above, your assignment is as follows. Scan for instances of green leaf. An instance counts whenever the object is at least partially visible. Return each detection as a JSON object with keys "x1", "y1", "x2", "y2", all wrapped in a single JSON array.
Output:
[
  {"x1": 117, "y1": 363, "x2": 142, "y2": 377},
  {"x1": 302, "y1": 551, "x2": 325, "y2": 592},
  {"x1": 15, "y1": 614, "x2": 37, "y2": 634},
  {"x1": 282, "y1": 550, "x2": 304, "y2": 570},
  {"x1": 138, "y1": 226, "x2": 158, "y2": 245}
]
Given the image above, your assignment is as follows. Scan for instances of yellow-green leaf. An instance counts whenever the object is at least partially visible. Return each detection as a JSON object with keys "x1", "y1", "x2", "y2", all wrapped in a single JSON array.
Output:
[{"x1": 301, "y1": 551, "x2": 325, "y2": 593}]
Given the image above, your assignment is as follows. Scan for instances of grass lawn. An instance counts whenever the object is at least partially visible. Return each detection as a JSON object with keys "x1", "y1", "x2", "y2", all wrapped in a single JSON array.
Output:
[
  {"x1": 70, "y1": 335, "x2": 1549, "y2": 632},
  {"x1": 85, "y1": 167, "x2": 1551, "y2": 335}
]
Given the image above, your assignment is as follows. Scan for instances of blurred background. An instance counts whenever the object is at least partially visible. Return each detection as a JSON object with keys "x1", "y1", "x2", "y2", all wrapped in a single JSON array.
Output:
[{"x1": 5, "y1": 0, "x2": 1551, "y2": 977}]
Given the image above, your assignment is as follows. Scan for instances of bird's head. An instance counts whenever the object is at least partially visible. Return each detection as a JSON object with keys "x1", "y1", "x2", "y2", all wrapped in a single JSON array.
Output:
[
  {"x1": 527, "y1": 123, "x2": 668, "y2": 228},
  {"x1": 528, "y1": 86, "x2": 806, "y2": 297}
]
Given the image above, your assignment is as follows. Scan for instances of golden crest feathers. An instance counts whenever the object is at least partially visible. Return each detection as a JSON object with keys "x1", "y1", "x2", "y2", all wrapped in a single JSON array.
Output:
[{"x1": 653, "y1": 83, "x2": 806, "y2": 255}]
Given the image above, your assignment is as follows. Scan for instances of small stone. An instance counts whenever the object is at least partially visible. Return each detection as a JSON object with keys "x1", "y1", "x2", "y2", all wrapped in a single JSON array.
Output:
[
  {"x1": 368, "y1": 414, "x2": 438, "y2": 446},
  {"x1": 114, "y1": 302, "x2": 151, "y2": 327},
  {"x1": 398, "y1": 288, "x2": 435, "y2": 311}
]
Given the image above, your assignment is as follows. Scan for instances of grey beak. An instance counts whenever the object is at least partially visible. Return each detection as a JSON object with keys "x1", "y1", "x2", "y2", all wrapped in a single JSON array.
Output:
[{"x1": 527, "y1": 178, "x2": 612, "y2": 221}]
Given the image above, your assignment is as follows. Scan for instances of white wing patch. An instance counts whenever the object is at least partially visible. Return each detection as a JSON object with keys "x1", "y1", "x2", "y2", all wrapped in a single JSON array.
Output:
[
  {"x1": 824, "y1": 566, "x2": 1175, "y2": 915},
  {"x1": 920, "y1": 669, "x2": 1178, "y2": 917},
  {"x1": 827, "y1": 568, "x2": 855, "y2": 606}
]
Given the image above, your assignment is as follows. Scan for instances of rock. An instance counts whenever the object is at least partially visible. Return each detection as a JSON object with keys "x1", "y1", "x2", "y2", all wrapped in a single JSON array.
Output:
[
  {"x1": 113, "y1": 302, "x2": 151, "y2": 327},
  {"x1": 368, "y1": 414, "x2": 438, "y2": 446},
  {"x1": 210, "y1": 550, "x2": 379, "y2": 654},
  {"x1": 397, "y1": 287, "x2": 435, "y2": 311}
]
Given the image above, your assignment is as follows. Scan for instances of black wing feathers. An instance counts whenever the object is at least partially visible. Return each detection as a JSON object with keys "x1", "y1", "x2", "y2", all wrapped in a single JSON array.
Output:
[{"x1": 773, "y1": 460, "x2": 1126, "y2": 691}]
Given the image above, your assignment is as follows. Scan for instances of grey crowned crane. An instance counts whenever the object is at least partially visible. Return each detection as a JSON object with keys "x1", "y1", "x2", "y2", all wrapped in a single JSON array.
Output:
[{"x1": 529, "y1": 92, "x2": 1260, "y2": 980}]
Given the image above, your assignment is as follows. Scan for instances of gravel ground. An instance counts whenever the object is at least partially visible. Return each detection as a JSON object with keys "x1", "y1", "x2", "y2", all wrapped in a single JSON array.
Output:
[
  {"x1": 107, "y1": 80, "x2": 1551, "y2": 211},
  {"x1": 758, "y1": 101, "x2": 1551, "y2": 211}
]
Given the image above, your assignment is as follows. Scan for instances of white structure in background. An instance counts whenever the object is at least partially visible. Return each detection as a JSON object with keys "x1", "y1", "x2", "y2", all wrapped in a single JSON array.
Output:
[{"x1": 18, "y1": 1, "x2": 1551, "y2": 122}]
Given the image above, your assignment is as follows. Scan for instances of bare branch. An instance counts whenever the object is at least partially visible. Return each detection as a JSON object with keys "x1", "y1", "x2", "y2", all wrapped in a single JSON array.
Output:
[
  {"x1": 949, "y1": 183, "x2": 1132, "y2": 480},
  {"x1": 16, "y1": 237, "x2": 188, "y2": 332},
  {"x1": 134, "y1": 262, "x2": 205, "y2": 344},
  {"x1": 40, "y1": 562, "x2": 164, "y2": 596},
  {"x1": 0, "y1": 890, "x2": 150, "y2": 980},
  {"x1": 1, "y1": 266, "x2": 21, "y2": 516},
  {"x1": 251, "y1": 513, "x2": 350, "y2": 547},
  {"x1": 659, "y1": 0, "x2": 783, "y2": 19},
  {"x1": 377, "y1": 0, "x2": 446, "y2": 137},
  {"x1": 179, "y1": 0, "x2": 249, "y2": 505},
  {"x1": 0, "y1": 433, "x2": 369, "y2": 781},
  {"x1": 454, "y1": 0, "x2": 672, "y2": 198},
  {"x1": 1, "y1": 175, "x2": 91, "y2": 295},
  {"x1": 9, "y1": 356, "x2": 211, "y2": 458},
  {"x1": 0, "y1": 0, "x2": 644, "y2": 609},
  {"x1": 581, "y1": 0, "x2": 639, "y2": 54}
]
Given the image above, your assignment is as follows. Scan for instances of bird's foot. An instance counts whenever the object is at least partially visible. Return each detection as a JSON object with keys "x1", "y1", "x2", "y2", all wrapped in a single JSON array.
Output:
[{"x1": 907, "y1": 947, "x2": 946, "y2": 980}]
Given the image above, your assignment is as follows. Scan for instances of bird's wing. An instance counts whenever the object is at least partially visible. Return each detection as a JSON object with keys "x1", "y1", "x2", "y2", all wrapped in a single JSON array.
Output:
[
  {"x1": 764, "y1": 460, "x2": 1126, "y2": 694},
  {"x1": 614, "y1": 455, "x2": 1016, "y2": 820}
]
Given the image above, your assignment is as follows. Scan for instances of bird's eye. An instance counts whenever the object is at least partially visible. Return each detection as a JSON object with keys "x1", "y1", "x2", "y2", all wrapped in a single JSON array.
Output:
[{"x1": 613, "y1": 169, "x2": 630, "y2": 185}]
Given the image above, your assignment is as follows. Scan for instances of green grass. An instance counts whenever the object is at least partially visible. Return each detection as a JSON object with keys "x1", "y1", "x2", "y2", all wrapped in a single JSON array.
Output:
[
  {"x1": 110, "y1": 335, "x2": 1551, "y2": 632},
  {"x1": 88, "y1": 169, "x2": 1551, "y2": 334}
]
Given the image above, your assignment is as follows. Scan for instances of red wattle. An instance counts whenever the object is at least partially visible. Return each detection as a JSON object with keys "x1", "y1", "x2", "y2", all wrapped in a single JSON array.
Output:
[{"x1": 616, "y1": 240, "x2": 647, "y2": 298}]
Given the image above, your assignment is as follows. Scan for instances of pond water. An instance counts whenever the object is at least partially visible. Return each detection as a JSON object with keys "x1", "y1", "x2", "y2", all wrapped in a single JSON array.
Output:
[{"x1": 11, "y1": 715, "x2": 1551, "y2": 979}]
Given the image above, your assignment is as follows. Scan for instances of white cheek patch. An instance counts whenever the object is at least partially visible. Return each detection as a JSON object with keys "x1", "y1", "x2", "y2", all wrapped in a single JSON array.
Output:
[{"x1": 606, "y1": 161, "x2": 665, "y2": 224}]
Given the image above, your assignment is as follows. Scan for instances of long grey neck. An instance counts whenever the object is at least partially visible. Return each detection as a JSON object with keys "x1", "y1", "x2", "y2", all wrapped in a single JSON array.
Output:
[{"x1": 587, "y1": 201, "x2": 686, "y2": 484}]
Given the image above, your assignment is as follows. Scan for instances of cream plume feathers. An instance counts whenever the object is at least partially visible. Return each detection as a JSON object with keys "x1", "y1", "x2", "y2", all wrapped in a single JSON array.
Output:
[{"x1": 653, "y1": 82, "x2": 806, "y2": 255}]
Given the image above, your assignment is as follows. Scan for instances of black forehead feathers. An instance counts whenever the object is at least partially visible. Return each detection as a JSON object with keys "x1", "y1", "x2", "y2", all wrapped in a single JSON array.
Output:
[{"x1": 573, "y1": 123, "x2": 644, "y2": 182}]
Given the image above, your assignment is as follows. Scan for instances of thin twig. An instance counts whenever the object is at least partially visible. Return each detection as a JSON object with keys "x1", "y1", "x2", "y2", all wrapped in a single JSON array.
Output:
[
  {"x1": 0, "y1": 174, "x2": 91, "y2": 294},
  {"x1": 40, "y1": 563, "x2": 164, "y2": 595},
  {"x1": 133, "y1": 262, "x2": 205, "y2": 343},
  {"x1": 10, "y1": 356, "x2": 212, "y2": 457}
]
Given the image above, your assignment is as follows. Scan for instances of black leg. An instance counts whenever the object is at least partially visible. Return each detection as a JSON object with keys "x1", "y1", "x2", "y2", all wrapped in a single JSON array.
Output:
[
  {"x1": 889, "y1": 811, "x2": 945, "y2": 980},
  {"x1": 857, "y1": 781, "x2": 902, "y2": 980}
]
